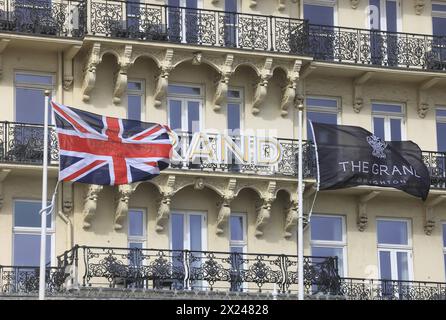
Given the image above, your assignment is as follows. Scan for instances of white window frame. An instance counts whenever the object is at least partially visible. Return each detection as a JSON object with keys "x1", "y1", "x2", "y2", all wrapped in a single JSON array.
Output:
[
  {"x1": 376, "y1": 218, "x2": 413, "y2": 281},
  {"x1": 371, "y1": 102, "x2": 406, "y2": 141},
  {"x1": 169, "y1": 210, "x2": 207, "y2": 252},
  {"x1": 227, "y1": 87, "x2": 244, "y2": 133},
  {"x1": 167, "y1": 0, "x2": 203, "y2": 44},
  {"x1": 432, "y1": 1, "x2": 446, "y2": 19},
  {"x1": 12, "y1": 199, "x2": 56, "y2": 266},
  {"x1": 127, "y1": 208, "x2": 147, "y2": 249},
  {"x1": 310, "y1": 214, "x2": 347, "y2": 277},
  {"x1": 127, "y1": 79, "x2": 145, "y2": 121},
  {"x1": 367, "y1": 0, "x2": 402, "y2": 32},
  {"x1": 305, "y1": 96, "x2": 341, "y2": 139},
  {"x1": 435, "y1": 106, "x2": 446, "y2": 152},
  {"x1": 229, "y1": 212, "x2": 247, "y2": 292},
  {"x1": 14, "y1": 71, "x2": 55, "y2": 124},
  {"x1": 442, "y1": 222, "x2": 446, "y2": 280},
  {"x1": 301, "y1": 0, "x2": 338, "y2": 26},
  {"x1": 167, "y1": 83, "x2": 204, "y2": 132}
]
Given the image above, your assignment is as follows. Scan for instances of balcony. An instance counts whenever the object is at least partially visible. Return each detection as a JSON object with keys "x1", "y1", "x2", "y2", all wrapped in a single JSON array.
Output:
[
  {"x1": 1, "y1": 121, "x2": 445, "y2": 189},
  {"x1": 0, "y1": 1, "x2": 445, "y2": 72}
]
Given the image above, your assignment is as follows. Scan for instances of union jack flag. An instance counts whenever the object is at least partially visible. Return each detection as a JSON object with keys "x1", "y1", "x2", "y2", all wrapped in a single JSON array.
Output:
[{"x1": 51, "y1": 101, "x2": 172, "y2": 185}]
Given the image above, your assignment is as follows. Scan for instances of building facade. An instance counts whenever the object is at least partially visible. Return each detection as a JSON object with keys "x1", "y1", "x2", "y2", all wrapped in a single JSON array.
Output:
[{"x1": 0, "y1": 0, "x2": 446, "y2": 299}]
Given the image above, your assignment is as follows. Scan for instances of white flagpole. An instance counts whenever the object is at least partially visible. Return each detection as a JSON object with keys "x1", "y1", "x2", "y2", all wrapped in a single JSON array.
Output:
[
  {"x1": 39, "y1": 90, "x2": 50, "y2": 300},
  {"x1": 297, "y1": 102, "x2": 304, "y2": 300}
]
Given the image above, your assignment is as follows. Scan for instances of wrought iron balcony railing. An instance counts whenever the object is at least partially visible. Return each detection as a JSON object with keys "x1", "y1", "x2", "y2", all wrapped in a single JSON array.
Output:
[
  {"x1": 1, "y1": 121, "x2": 446, "y2": 189},
  {"x1": 339, "y1": 277, "x2": 446, "y2": 300},
  {"x1": 56, "y1": 245, "x2": 341, "y2": 295},
  {"x1": 0, "y1": 0, "x2": 86, "y2": 37},
  {"x1": 1, "y1": 1, "x2": 445, "y2": 72}
]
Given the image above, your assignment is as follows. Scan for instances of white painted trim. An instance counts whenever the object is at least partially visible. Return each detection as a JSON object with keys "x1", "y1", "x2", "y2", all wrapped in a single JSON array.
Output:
[{"x1": 127, "y1": 79, "x2": 145, "y2": 122}]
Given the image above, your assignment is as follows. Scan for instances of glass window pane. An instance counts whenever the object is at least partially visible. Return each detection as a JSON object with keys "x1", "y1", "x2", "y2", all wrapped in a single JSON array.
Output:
[
  {"x1": 306, "y1": 98, "x2": 337, "y2": 109},
  {"x1": 377, "y1": 220, "x2": 408, "y2": 245},
  {"x1": 379, "y1": 250, "x2": 392, "y2": 280},
  {"x1": 127, "y1": 95, "x2": 142, "y2": 121},
  {"x1": 13, "y1": 234, "x2": 51, "y2": 266},
  {"x1": 225, "y1": 0, "x2": 237, "y2": 12},
  {"x1": 128, "y1": 242, "x2": 143, "y2": 267},
  {"x1": 443, "y1": 224, "x2": 446, "y2": 247},
  {"x1": 436, "y1": 109, "x2": 446, "y2": 117},
  {"x1": 386, "y1": 0, "x2": 397, "y2": 32},
  {"x1": 373, "y1": 117, "x2": 385, "y2": 140},
  {"x1": 171, "y1": 213, "x2": 184, "y2": 251},
  {"x1": 228, "y1": 103, "x2": 241, "y2": 132},
  {"x1": 15, "y1": 87, "x2": 51, "y2": 124},
  {"x1": 397, "y1": 251, "x2": 409, "y2": 281},
  {"x1": 128, "y1": 82, "x2": 142, "y2": 91},
  {"x1": 129, "y1": 242, "x2": 143, "y2": 249},
  {"x1": 228, "y1": 90, "x2": 240, "y2": 98},
  {"x1": 304, "y1": 4, "x2": 334, "y2": 26},
  {"x1": 307, "y1": 111, "x2": 338, "y2": 141},
  {"x1": 372, "y1": 104, "x2": 402, "y2": 113},
  {"x1": 168, "y1": 85, "x2": 200, "y2": 95},
  {"x1": 390, "y1": 118, "x2": 402, "y2": 141},
  {"x1": 369, "y1": 0, "x2": 381, "y2": 29},
  {"x1": 433, "y1": 4, "x2": 446, "y2": 12},
  {"x1": 436, "y1": 121, "x2": 446, "y2": 151},
  {"x1": 190, "y1": 215, "x2": 202, "y2": 252},
  {"x1": 433, "y1": 17, "x2": 446, "y2": 37},
  {"x1": 311, "y1": 246, "x2": 344, "y2": 276},
  {"x1": 310, "y1": 216, "x2": 343, "y2": 242},
  {"x1": 14, "y1": 201, "x2": 51, "y2": 228},
  {"x1": 15, "y1": 74, "x2": 52, "y2": 85},
  {"x1": 128, "y1": 210, "x2": 144, "y2": 237},
  {"x1": 187, "y1": 101, "x2": 200, "y2": 133},
  {"x1": 169, "y1": 100, "x2": 182, "y2": 131},
  {"x1": 230, "y1": 216, "x2": 244, "y2": 241}
]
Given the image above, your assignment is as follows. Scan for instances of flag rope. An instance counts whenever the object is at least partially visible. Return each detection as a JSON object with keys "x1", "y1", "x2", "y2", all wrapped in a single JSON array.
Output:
[{"x1": 39, "y1": 181, "x2": 60, "y2": 217}]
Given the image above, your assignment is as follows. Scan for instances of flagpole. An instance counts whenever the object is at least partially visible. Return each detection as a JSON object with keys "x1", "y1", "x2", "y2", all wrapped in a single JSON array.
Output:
[
  {"x1": 39, "y1": 90, "x2": 50, "y2": 300},
  {"x1": 297, "y1": 102, "x2": 304, "y2": 300}
]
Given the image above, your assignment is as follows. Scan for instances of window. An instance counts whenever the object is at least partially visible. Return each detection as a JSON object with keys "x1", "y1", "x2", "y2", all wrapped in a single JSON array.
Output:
[
  {"x1": 306, "y1": 97, "x2": 339, "y2": 141},
  {"x1": 168, "y1": 0, "x2": 201, "y2": 43},
  {"x1": 127, "y1": 80, "x2": 144, "y2": 121},
  {"x1": 443, "y1": 223, "x2": 446, "y2": 279},
  {"x1": 377, "y1": 219, "x2": 413, "y2": 282},
  {"x1": 15, "y1": 72, "x2": 54, "y2": 124},
  {"x1": 227, "y1": 89, "x2": 242, "y2": 134},
  {"x1": 310, "y1": 215, "x2": 347, "y2": 276},
  {"x1": 436, "y1": 108, "x2": 446, "y2": 152},
  {"x1": 168, "y1": 84, "x2": 203, "y2": 132},
  {"x1": 13, "y1": 200, "x2": 54, "y2": 266},
  {"x1": 224, "y1": 0, "x2": 239, "y2": 47},
  {"x1": 229, "y1": 214, "x2": 247, "y2": 292},
  {"x1": 128, "y1": 209, "x2": 146, "y2": 266},
  {"x1": 303, "y1": 0, "x2": 335, "y2": 26},
  {"x1": 433, "y1": 3, "x2": 446, "y2": 36},
  {"x1": 372, "y1": 102, "x2": 404, "y2": 141}
]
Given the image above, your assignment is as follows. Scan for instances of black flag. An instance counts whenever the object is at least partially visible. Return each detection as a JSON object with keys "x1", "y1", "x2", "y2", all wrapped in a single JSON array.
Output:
[{"x1": 310, "y1": 122, "x2": 430, "y2": 201}]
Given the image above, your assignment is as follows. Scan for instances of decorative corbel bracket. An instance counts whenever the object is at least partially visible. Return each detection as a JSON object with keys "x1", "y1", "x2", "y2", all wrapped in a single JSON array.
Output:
[
  {"x1": 284, "y1": 188, "x2": 299, "y2": 238},
  {"x1": 357, "y1": 191, "x2": 380, "y2": 231},
  {"x1": 255, "y1": 181, "x2": 276, "y2": 237},
  {"x1": 154, "y1": 49, "x2": 174, "y2": 107},
  {"x1": 216, "y1": 178, "x2": 237, "y2": 235},
  {"x1": 252, "y1": 58, "x2": 273, "y2": 115},
  {"x1": 0, "y1": 39, "x2": 11, "y2": 79},
  {"x1": 0, "y1": 169, "x2": 11, "y2": 210},
  {"x1": 81, "y1": 43, "x2": 102, "y2": 102},
  {"x1": 63, "y1": 45, "x2": 81, "y2": 91},
  {"x1": 250, "y1": 0, "x2": 257, "y2": 9},
  {"x1": 156, "y1": 175, "x2": 176, "y2": 232},
  {"x1": 351, "y1": 0, "x2": 360, "y2": 9},
  {"x1": 62, "y1": 181, "x2": 74, "y2": 214},
  {"x1": 213, "y1": 54, "x2": 234, "y2": 112},
  {"x1": 82, "y1": 184, "x2": 103, "y2": 229},
  {"x1": 418, "y1": 77, "x2": 440, "y2": 118},
  {"x1": 280, "y1": 60, "x2": 302, "y2": 117},
  {"x1": 277, "y1": 0, "x2": 286, "y2": 11},
  {"x1": 114, "y1": 183, "x2": 139, "y2": 230},
  {"x1": 211, "y1": 0, "x2": 219, "y2": 4},
  {"x1": 113, "y1": 45, "x2": 133, "y2": 105},
  {"x1": 415, "y1": 0, "x2": 426, "y2": 15},
  {"x1": 353, "y1": 72, "x2": 374, "y2": 113},
  {"x1": 424, "y1": 195, "x2": 446, "y2": 235}
]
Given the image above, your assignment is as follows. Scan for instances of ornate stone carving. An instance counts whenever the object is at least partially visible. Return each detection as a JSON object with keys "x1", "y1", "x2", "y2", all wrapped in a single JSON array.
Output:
[
  {"x1": 284, "y1": 199, "x2": 298, "y2": 238},
  {"x1": 357, "y1": 191, "x2": 380, "y2": 231},
  {"x1": 255, "y1": 181, "x2": 276, "y2": 237},
  {"x1": 351, "y1": 0, "x2": 360, "y2": 9},
  {"x1": 211, "y1": 0, "x2": 219, "y2": 4},
  {"x1": 213, "y1": 54, "x2": 234, "y2": 112},
  {"x1": 62, "y1": 181, "x2": 74, "y2": 214},
  {"x1": 63, "y1": 45, "x2": 81, "y2": 91},
  {"x1": 418, "y1": 103, "x2": 429, "y2": 118},
  {"x1": 415, "y1": 0, "x2": 425, "y2": 15},
  {"x1": 280, "y1": 60, "x2": 302, "y2": 117},
  {"x1": 418, "y1": 78, "x2": 440, "y2": 118},
  {"x1": 0, "y1": 169, "x2": 11, "y2": 210},
  {"x1": 424, "y1": 195, "x2": 446, "y2": 235},
  {"x1": 192, "y1": 52, "x2": 202, "y2": 65},
  {"x1": 194, "y1": 178, "x2": 205, "y2": 190},
  {"x1": 114, "y1": 183, "x2": 138, "y2": 230},
  {"x1": 250, "y1": 0, "x2": 257, "y2": 8},
  {"x1": 277, "y1": 0, "x2": 286, "y2": 11},
  {"x1": 82, "y1": 184, "x2": 103, "y2": 229},
  {"x1": 353, "y1": 72, "x2": 374, "y2": 113},
  {"x1": 0, "y1": 39, "x2": 10, "y2": 79},
  {"x1": 154, "y1": 49, "x2": 174, "y2": 107},
  {"x1": 113, "y1": 45, "x2": 133, "y2": 105},
  {"x1": 252, "y1": 58, "x2": 273, "y2": 115},
  {"x1": 81, "y1": 43, "x2": 102, "y2": 102},
  {"x1": 216, "y1": 179, "x2": 237, "y2": 234},
  {"x1": 156, "y1": 175, "x2": 176, "y2": 232}
]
